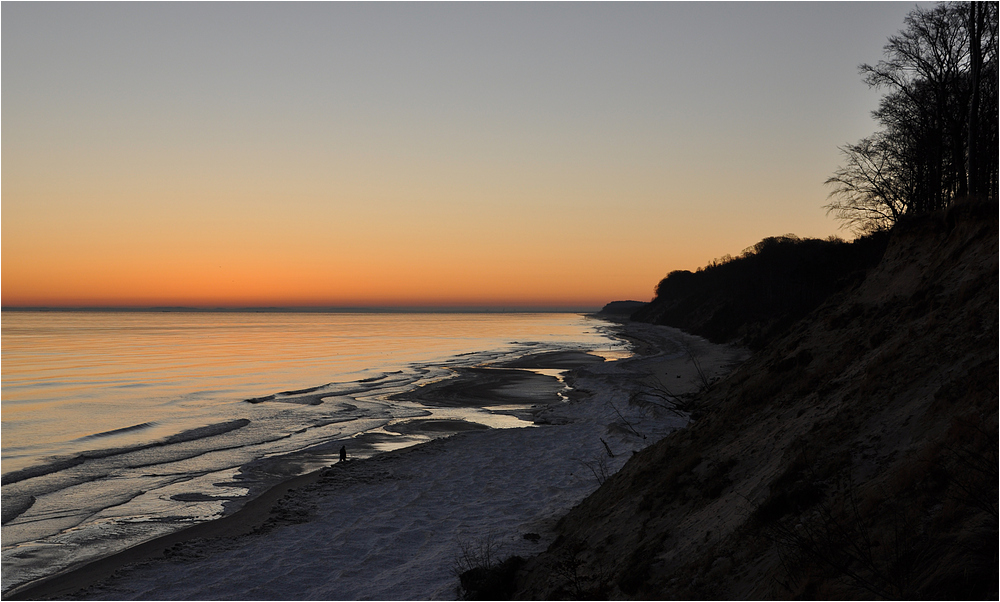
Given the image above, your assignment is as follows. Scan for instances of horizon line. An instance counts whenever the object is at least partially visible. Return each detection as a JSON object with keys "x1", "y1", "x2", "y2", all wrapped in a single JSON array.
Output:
[{"x1": 2, "y1": 304, "x2": 610, "y2": 314}]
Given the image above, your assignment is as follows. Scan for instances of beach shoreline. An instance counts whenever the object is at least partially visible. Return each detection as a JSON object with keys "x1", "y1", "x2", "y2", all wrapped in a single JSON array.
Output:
[{"x1": 9, "y1": 320, "x2": 747, "y2": 600}]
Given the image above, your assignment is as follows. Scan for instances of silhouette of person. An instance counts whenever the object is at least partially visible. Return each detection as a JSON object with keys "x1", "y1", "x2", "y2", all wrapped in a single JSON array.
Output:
[{"x1": 339, "y1": 445, "x2": 347, "y2": 463}]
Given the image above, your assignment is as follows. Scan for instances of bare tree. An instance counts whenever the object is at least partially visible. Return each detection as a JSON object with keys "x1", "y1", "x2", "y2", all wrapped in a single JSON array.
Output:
[
  {"x1": 825, "y1": 134, "x2": 911, "y2": 233},
  {"x1": 827, "y1": 2, "x2": 998, "y2": 232}
]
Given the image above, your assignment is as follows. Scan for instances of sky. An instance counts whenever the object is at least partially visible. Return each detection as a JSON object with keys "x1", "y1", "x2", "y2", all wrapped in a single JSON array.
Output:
[{"x1": 3, "y1": 2, "x2": 927, "y2": 309}]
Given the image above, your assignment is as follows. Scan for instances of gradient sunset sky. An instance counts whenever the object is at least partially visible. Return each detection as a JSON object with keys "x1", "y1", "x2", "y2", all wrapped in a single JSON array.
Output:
[{"x1": 3, "y1": 2, "x2": 924, "y2": 309}]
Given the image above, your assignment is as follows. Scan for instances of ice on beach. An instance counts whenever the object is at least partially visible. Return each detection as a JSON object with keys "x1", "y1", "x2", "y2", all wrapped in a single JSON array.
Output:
[{"x1": 62, "y1": 327, "x2": 744, "y2": 601}]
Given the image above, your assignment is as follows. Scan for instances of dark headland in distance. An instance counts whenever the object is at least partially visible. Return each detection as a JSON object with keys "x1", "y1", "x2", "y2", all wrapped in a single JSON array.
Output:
[{"x1": 596, "y1": 300, "x2": 648, "y2": 316}]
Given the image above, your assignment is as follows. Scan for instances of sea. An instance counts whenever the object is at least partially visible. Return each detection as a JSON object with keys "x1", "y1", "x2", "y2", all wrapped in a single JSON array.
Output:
[{"x1": 0, "y1": 310, "x2": 627, "y2": 593}]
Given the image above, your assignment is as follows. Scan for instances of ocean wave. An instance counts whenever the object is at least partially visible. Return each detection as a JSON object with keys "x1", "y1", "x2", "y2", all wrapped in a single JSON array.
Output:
[
  {"x1": 79, "y1": 422, "x2": 157, "y2": 440},
  {"x1": 245, "y1": 373, "x2": 419, "y2": 405},
  {"x1": 1, "y1": 419, "x2": 251, "y2": 486},
  {"x1": 1, "y1": 494, "x2": 36, "y2": 524},
  {"x1": 276, "y1": 384, "x2": 333, "y2": 396},
  {"x1": 358, "y1": 371, "x2": 402, "y2": 383}
]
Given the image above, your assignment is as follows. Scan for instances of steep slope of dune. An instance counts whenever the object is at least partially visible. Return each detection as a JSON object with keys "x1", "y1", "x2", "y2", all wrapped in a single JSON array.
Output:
[{"x1": 515, "y1": 201, "x2": 998, "y2": 600}]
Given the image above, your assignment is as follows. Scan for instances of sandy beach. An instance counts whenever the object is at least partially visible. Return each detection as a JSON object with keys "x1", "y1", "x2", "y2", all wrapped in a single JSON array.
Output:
[{"x1": 10, "y1": 321, "x2": 747, "y2": 600}]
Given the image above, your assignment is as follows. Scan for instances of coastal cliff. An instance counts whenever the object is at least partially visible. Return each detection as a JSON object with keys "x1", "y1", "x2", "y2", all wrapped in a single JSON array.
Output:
[{"x1": 513, "y1": 201, "x2": 998, "y2": 599}]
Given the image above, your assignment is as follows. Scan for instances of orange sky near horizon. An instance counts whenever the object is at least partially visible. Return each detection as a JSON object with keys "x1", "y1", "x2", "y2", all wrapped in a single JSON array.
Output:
[
  {"x1": 2, "y1": 3, "x2": 924, "y2": 309},
  {"x1": 1, "y1": 180, "x2": 754, "y2": 308}
]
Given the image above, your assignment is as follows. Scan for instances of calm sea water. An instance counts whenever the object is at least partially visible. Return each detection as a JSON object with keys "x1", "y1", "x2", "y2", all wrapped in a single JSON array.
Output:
[{"x1": 1, "y1": 310, "x2": 626, "y2": 593}]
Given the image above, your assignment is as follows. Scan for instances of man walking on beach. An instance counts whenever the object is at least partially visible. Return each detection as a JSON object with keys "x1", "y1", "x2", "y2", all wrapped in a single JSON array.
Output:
[{"x1": 339, "y1": 445, "x2": 347, "y2": 463}]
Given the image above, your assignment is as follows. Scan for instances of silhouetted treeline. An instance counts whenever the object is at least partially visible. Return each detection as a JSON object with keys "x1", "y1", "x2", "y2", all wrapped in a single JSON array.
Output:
[
  {"x1": 826, "y1": 2, "x2": 998, "y2": 232},
  {"x1": 631, "y1": 233, "x2": 890, "y2": 349}
]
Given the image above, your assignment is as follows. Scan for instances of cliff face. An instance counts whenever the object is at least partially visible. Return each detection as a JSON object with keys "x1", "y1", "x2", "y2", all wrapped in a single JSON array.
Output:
[{"x1": 515, "y1": 202, "x2": 998, "y2": 600}]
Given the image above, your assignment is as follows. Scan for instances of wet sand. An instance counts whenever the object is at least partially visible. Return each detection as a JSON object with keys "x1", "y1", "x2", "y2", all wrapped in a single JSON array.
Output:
[
  {"x1": 385, "y1": 419, "x2": 489, "y2": 435},
  {"x1": 390, "y1": 367, "x2": 564, "y2": 407}
]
